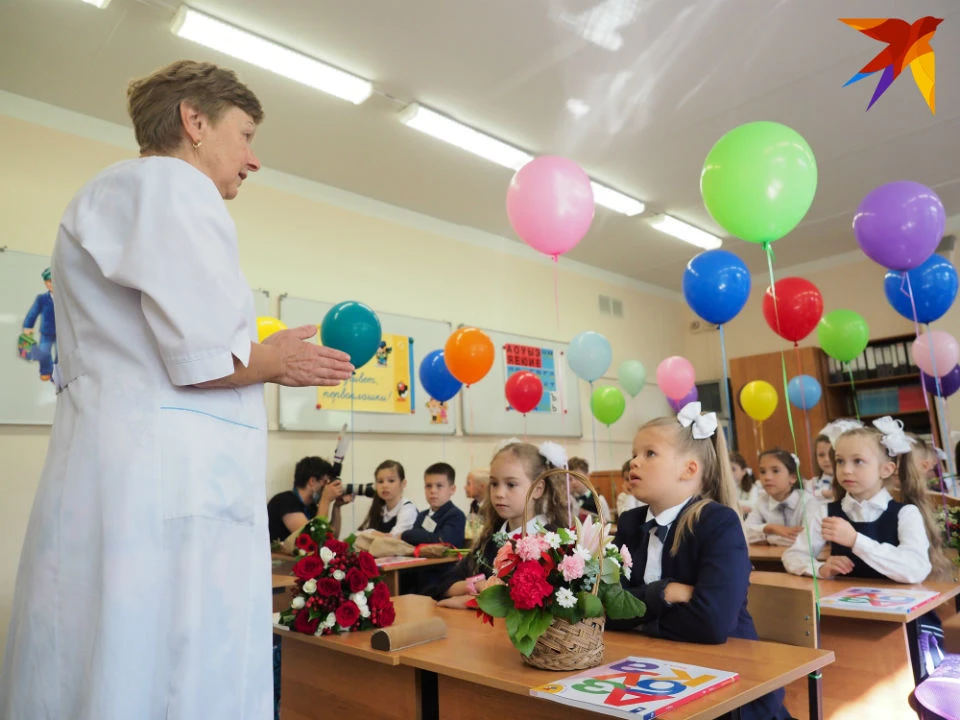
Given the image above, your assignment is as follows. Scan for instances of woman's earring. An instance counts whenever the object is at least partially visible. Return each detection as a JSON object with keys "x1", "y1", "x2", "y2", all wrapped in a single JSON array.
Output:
[{"x1": 192, "y1": 140, "x2": 202, "y2": 150}]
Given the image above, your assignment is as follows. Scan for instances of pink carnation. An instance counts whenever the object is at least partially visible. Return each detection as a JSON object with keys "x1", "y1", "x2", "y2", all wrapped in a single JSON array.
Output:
[
  {"x1": 620, "y1": 544, "x2": 633, "y2": 571},
  {"x1": 558, "y1": 553, "x2": 585, "y2": 582},
  {"x1": 515, "y1": 535, "x2": 549, "y2": 562}
]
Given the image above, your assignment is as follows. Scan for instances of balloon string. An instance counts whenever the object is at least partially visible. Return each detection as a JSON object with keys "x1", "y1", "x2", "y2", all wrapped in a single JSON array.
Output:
[
  {"x1": 553, "y1": 256, "x2": 561, "y2": 334},
  {"x1": 752, "y1": 420, "x2": 760, "y2": 457},
  {"x1": 795, "y1": 345, "x2": 815, "y2": 478},
  {"x1": 350, "y1": 376, "x2": 356, "y2": 533},
  {"x1": 765, "y1": 239, "x2": 821, "y2": 622},
  {"x1": 904, "y1": 273, "x2": 953, "y2": 529},
  {"x1": 719, "y1": 325, "x2": 734, "y2": 448},
  {"x1": 847, "y1": 367, "x2": 860, "y2": 420},
  {"x1": 590, "y1": 381, "x2": 599, "y2": 470}
]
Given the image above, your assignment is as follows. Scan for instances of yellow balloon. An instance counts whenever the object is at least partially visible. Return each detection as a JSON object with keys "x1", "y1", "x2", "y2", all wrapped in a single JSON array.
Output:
[
  {"x1": 257, "y1": 316, "x2": 287, "y2": 342},
  {"x1": 740, "y1": 380, "x2": 778, "y2": 422}
]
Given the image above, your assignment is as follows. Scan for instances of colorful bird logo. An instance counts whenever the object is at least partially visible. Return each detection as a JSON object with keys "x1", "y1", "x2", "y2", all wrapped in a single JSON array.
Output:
[{"x1": 840, "y1": 17, "x2": 942, "y2": 114}]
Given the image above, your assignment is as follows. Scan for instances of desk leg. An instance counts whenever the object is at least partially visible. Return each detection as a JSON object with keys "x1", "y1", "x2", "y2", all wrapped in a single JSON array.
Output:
[
  {"x1": 417, "y1": 670, "x2": 438, "y2": 720},
  {"x1": 807, "y1": 671, "x2": 823, "y2": 720},
  {"x1": 906, "y1": 619, "x2": 924, "y2": 685},
  {"x1": 384, "y1": 569, "x2": 400, "y2": 597}
]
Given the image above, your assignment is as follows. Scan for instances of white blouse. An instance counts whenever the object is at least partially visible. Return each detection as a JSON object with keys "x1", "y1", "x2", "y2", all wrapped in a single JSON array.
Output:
[
  {"x1": 744, "y1": 488, "x2": 819, "y2": 546},
  {"x1": 781, "y1": 489, "x2": 931, "y2": 583},
  {"x1": 382, "y1": 498, "x2": 418, "y2": 537}
]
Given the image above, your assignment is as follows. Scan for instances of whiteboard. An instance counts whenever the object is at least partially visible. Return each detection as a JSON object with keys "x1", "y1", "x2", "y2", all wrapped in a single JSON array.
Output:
[
  {"x1": 461, "y1": 328, "x2": 582, "y2": 437},
  {"x1": 252, "y1": 288, "x2": 270, "y2": 318},
  {"x1": 277, "y1": 295, "x2": 456, "y2": 434},
  {"x1": 1, "y1": 250, "x2": 57, "y2": 425}
]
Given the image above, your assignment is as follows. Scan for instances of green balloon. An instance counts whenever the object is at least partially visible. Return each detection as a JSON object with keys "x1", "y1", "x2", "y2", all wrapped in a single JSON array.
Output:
[
  {"x1": 618, "y1": 360, "x2": 647, "y2": 398},
  {"x1": 817, "y1": 309, "x2": 870, "y2": 363},
  {"x1": 591, "y1": 385, "x2": 626, "y2": 426},
  {"x1": 701, "y1": 121, "x2": 818, "y2": 245}
]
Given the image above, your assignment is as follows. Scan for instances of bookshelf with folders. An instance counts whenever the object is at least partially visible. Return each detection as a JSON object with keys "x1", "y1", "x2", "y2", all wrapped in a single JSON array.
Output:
[{"x1": 824, "y1": 333, "x2": 941, "y2": 444}]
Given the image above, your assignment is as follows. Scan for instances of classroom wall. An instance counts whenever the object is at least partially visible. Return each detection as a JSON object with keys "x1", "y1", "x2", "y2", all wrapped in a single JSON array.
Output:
[{"x1": 0, "y1": 103, "x2": 687, "y2": 659}]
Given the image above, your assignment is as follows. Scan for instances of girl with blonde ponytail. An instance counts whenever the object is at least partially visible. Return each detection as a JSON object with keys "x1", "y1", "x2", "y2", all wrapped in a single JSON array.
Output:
[{"x1": 609, "y1": 403, "x2": 789, "y2": 720}]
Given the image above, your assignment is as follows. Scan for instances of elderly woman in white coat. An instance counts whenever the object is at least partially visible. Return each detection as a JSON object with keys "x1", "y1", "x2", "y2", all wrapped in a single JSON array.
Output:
[{"x1": 0, "y1": 60, "x2": 354, "y2": 720}]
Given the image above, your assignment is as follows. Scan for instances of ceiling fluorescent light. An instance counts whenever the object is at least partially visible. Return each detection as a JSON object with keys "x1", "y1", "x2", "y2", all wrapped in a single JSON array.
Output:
[
  {"x1": 171, "y1": 6, "x2": 372, "y2": 104},
  {"x1": 399, "y1": 103, "x2": 532, "y2": 171},
  {"x1": 649, "y1": 214, "x2": 723, "y2": 250},
  {"x1": 399, "y1": 103, "x2": 645, "y2": 216},
  {"x1": 590, "y1": 182, "x2": 645, "y2": 217},
  {"x1": 81, "y1": 0, "x2": 111, "y2": 7}
]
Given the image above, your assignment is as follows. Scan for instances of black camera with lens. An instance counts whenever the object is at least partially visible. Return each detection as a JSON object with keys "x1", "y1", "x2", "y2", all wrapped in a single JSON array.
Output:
[{"x1": 343, "y1": 482, "x2": 376, "y2": 498}]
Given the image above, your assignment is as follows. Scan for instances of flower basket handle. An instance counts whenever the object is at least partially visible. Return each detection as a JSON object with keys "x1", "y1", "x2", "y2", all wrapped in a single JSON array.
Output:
[{"x1": 521, "y1": 467, "x2": 607, "y2": 597}]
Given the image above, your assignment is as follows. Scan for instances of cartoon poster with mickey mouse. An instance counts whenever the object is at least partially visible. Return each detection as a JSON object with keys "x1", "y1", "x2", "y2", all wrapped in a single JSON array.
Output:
[{"x1": 317, "y1": 332, "x2": 414, "y2": 414}]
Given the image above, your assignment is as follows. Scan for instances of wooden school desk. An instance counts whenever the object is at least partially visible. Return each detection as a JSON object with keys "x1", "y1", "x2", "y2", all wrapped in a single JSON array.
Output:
[
  {"x1": 272, "y1": 574, "x2": 298, "y2": 613},
  {"x1": 748, "y1": 544, "x2": 828, "y2": 572},
  {"x1": 277, "y1": 594, "x2": 834, "y2": 720},
  {"x1": 750, "y1": 571, "x2": 960, "y2": 720},
  {"x1": 376, "y1": 556, "x2": 459, "y2": 595}
]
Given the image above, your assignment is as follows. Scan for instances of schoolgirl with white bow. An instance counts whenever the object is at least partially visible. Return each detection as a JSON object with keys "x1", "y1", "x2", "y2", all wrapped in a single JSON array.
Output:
[
  {"x1": 609, "y1": 403, "x2": 791, "y2": 720},
  {"x1": 430, "y1": 439, "x2": 569, "y2": 608},
  {"x1": 782, "y1": 416, "x2": 951, "y2": 671},
  {"x1": 744, "y1": 450, "x2": 819, "y2": 547}
]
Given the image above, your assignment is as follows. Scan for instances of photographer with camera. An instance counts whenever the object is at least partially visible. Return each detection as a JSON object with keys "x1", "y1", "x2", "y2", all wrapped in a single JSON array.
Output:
[{"x1": 268, "y1": 456, "x2": 346, "y2": 541}]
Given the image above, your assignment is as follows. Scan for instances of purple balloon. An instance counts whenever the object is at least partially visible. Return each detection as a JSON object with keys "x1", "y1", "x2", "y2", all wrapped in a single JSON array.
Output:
[
  {"x1": 921, "y1": 365, "x2": 960, "y2": 398},
  {"x1": 668, "y1": 386, "x2": 699, "y2": 413},
  {"x1": 853, "y1": 181, "x2": 945, "y2": 271}
]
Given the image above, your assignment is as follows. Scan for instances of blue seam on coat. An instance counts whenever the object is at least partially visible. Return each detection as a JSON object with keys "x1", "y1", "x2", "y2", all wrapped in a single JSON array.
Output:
[{"x1": 159, "y1": 405, "x2": 259, "y2": 430}]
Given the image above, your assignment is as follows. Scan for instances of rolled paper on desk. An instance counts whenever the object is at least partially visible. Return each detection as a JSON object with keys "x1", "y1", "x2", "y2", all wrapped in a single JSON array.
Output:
[{"x1": 370, "y1": 617, "x2": 447, "y2": 651}]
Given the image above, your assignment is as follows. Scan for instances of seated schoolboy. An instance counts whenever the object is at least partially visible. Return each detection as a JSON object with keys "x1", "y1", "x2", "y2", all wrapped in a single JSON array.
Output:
[{"x1": 401, "y1": 462, "x2": 467, "y2": 547}]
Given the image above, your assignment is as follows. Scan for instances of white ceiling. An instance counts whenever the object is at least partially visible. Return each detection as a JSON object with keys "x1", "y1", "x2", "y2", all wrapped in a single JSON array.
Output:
[{"x1": 2, "y1": 0, "x2": 959, "y2": 290}]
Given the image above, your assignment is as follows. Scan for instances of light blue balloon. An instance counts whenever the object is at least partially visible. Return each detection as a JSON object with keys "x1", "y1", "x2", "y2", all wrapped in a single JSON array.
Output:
[
  {"x1": 787, "y1": 374, "x2": 821, "y2": 410},
  {"x1": 568, "y1": 331, "x2": 612, "y2": 383}
]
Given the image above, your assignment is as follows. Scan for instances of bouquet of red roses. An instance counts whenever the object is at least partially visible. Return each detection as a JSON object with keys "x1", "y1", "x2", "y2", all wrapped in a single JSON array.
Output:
[{"x1": 276, "y1": 517, "x2": 396, "y2": 636}]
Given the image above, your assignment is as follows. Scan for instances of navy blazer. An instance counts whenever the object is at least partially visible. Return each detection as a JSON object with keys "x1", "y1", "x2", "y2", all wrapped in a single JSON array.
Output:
[
  {"x1": 401, "y1": 500, "x2": 466, "y2": 547},
  {"x1": 610, "y1": 500, "x2": 789, "y2": 720}
]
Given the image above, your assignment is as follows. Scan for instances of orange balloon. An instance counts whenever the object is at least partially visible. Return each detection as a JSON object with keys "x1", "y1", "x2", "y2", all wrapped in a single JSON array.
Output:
[{"x1": 444, "y1": 328, "x2": 494, "y2": 386}]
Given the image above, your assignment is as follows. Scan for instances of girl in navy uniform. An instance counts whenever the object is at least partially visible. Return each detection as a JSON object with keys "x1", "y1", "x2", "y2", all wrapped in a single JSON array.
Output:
[
  {"x1": 610, "y1": 403, "x2": 791, "y2": 720},
  {"x1": 431, "y1": 440, "x2": 568, "y2": 607},
  {"x1": 357, "y1": 460, "x2": 418, "y2": 537},
  {"x1": 783, "y1": 417, "x2": 950, "y2": 672}
]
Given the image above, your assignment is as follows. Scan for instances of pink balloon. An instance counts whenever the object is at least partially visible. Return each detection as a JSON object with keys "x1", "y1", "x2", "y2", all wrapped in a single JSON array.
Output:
[
  {"x1": 656, "y1": 356, "x2": 696, "y2": 401},
  {"x1": 912, "y1": 331, "x2": 960, "y2": 377},
  {"x1": 506, "y1": 156, "x2": 595, "y2": 258}
]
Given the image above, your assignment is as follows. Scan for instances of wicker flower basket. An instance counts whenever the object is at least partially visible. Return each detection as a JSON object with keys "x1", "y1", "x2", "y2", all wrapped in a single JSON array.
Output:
[{"x1": 520, "y1": 468, "x2": 606, "y2": 672}]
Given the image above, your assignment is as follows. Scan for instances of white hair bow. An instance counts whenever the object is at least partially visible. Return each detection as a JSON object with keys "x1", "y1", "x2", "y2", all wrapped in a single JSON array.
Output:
[
  {"x1": 538, "y1": 441, "x2": 568, "y2": 469},
  {"x1": 790, "y1": 453, "x2": 801, "y2": 469},
  {"x1": 934, "y1": 446, "x2": 948, "y2": 461},
  {"x1": 819, "y1": 419, "x2": 864, "y2": 447},
  {"x1": 677, "y1": 402, "x2": 718, "y2": 440},
  {"x1": 871, "y1": 416, "x2": 916, "y2": 457}
]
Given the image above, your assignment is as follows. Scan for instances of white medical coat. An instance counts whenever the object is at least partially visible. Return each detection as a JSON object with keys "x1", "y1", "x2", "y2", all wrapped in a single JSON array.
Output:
[{"x1": 0, "y1": 157, "x2": 271, "y2": 720}]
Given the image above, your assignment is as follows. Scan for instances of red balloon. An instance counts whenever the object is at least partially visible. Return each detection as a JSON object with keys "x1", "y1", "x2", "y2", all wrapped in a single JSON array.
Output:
[
  {"x1": 762, "y1": 277, "x2": 823, "y2": 343},
  {"x1": 505, "y1": 371, "x2": 544, "y2": 414}
]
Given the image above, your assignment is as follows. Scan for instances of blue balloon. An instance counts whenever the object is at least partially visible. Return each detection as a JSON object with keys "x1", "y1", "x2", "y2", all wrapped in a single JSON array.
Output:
[
  {"x1": 320, "y1": 301, "x2": 382, "y2": 368},
  {"x1": 568, "y1": 331, "x2": 612, "y2": 383},
  {"x1": 682, "y1": 249, "x2": 751, "y2": 325},
  {"x1": 787, "y1": 374, "x2": 822, "y2": 410},
  {"x1": 418, "y1": 350, "x2": 462, "y2": 402},
  {"x1": 883, "y1": 255, "x2": 958, "y2": 324}
]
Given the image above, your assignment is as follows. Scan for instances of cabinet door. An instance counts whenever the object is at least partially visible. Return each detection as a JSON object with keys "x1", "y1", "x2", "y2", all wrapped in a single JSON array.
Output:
[{"x1": 728, "y1": 347, "x2": 830, "y2": 480}]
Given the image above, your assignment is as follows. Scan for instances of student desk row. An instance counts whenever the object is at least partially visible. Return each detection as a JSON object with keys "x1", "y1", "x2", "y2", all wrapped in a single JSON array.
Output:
[
  {"x1": 747, "y1": 544, "x2": 828, "y2": 572},
  {"x1": 276, "y1": 594, "x2": 835, "y2": 720},
  {"x1": 750, "y1": 571, "x2": 960, "y2": 720}
]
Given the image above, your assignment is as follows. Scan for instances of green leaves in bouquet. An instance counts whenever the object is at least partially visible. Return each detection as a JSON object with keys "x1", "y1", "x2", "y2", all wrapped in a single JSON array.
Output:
[
  {"x1": 476, "y1": 584, "x2": 512, "y2": 618},
  {"x1": 577, "y1": 590, "x2": 604, "y2": 618},
  {"x1": 599, "y1": 582, "x2": 647, "y2": 620},
  {"x1": 343, "y1": 533, "x2": 357, "y2": 547},
  {"x1": 506, "y1": 607, "x2": 554, "y2": 657},
  {"x1": 278, "y1": 609, "x2": 296, "y2": 626},
  {"x1": 600, "y1": 556, "x2": 621, "y2": 585}
]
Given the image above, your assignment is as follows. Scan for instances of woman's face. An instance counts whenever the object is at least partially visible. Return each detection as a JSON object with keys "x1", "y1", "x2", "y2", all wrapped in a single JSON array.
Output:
[{"x1": 194, "y1": 105, "x2": 261, "y2": 200}]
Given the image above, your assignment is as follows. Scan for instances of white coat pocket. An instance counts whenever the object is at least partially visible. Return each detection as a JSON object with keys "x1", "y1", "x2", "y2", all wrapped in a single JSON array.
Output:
[{"x1": 159, "y1": 405, "x2": 261, "y2": 525}]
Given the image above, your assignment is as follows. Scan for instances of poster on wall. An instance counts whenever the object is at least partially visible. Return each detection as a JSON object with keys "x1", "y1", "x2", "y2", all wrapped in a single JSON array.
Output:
[
  {"x1": 504, "y1": 342, "x2": 560, "y2": 413},
  {"x1": 0, "y1": 250, "x2": 58, "y2": 425},
  {"x1": 316, "y1": 332, "x2": 415, "y2": 414}
]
